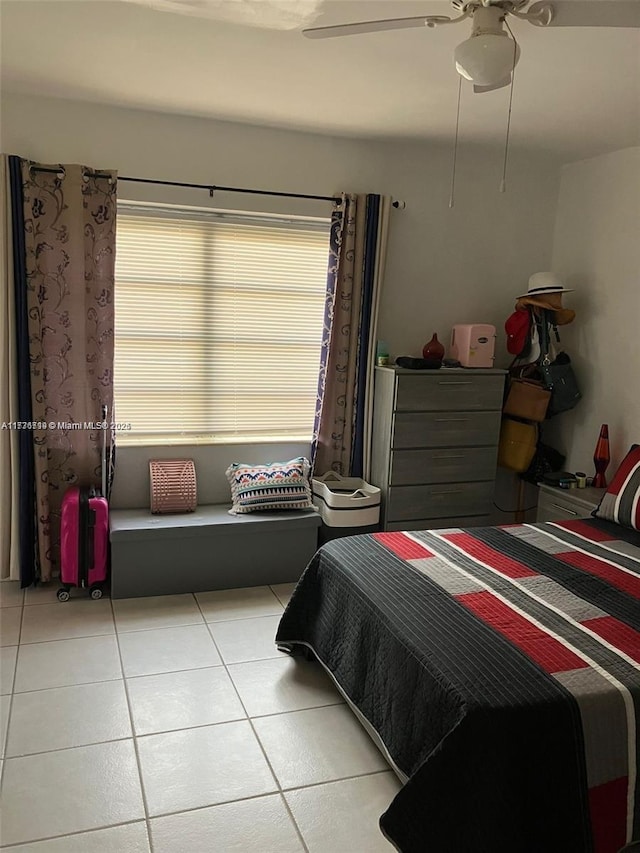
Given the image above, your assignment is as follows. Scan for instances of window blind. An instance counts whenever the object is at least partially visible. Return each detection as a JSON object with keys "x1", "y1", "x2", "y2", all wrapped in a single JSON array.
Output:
[{"x1": 114, "y1": 203, "x2": 330, "y2": 444}]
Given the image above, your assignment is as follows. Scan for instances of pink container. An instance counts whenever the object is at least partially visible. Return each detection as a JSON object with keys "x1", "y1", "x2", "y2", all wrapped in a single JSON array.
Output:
[
  {"x1": 450, "y1": 324, "x2": 496, "y2": 368},
  {"x1": 59, "y1": 486, "x2": 109, "y2": 600}
]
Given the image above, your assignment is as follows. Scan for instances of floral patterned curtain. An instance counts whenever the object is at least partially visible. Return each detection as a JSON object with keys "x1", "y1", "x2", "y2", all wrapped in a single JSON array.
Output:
[
  {"x1": 21, "y1": 163, "x2": 117, "y2": 581},
  {"x1": 312, "y1": 193, "x2": 391, "y2": 478},
  {"x1": 311, "y1": 195, "x2": 364, "y2": 476}
]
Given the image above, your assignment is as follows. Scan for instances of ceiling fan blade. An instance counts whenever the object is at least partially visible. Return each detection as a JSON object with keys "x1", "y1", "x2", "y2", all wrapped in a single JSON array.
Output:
[
  {"x1": 473, "y1": 76, "x2": 512, "y2": 94},
  {"x1": 121, "y1": 0, "x2": 324, "y2": 28},
  {"x1": 302, "y1": 15, "x2": 450, "y2": 39},
  {"x1": 528, "y1": 1, "x2": 640, "y2": 28}
]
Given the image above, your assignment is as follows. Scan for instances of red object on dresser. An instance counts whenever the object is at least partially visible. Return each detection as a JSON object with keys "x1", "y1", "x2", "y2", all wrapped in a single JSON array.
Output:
[
  {"x1": 422, "y1": 332, "x2": 445, "y2": 362},
  {"x1": 593, "y1": 423, "x2": 611, "y2": 488}
]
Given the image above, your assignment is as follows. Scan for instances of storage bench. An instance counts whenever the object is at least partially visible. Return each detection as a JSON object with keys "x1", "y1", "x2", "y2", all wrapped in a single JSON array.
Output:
[{"x1": 109, "y1": 505, "x2": 321, "y2": 599}]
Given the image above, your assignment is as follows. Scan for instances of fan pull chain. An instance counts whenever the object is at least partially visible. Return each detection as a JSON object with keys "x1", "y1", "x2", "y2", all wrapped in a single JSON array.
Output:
[
  {"x1": 449, "y1": 75, "x2": 463, "y2": 209},
  {"x1": 500, "y1": 20, "x2": 519, "y2": 194}
]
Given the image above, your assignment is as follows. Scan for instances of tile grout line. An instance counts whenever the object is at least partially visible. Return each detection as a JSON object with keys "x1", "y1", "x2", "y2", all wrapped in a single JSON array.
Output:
[
  {"x1": 4, "y1": 734, "x2": 134, "y2": 762},
  {"x1": 0, "y1": 771, "x2": 396, "y2": 850},
  {"x1": 113, "y1": 616, "x2": 300, "y2": 635},
  {"x1": 18, "y1": 628, "x2": 116, "y2": 646},
  {"x1": 280, "y1": 767, "x2": 392, "y2": 794},
  {"x1": 11, "y1": 613, "x2": 284, "y2": 647},
  {"x1": 268, "y1": 584, "x2": 294, "y2": 609},
  {"x1": 12, "y1": 582, "x2": 289, "y2": 610},
  {"x1": 2, "y1": 697, "x2": 346, "y2": 761},
  {"x1": 119, "y1": 768, "x2": 394, "y2": 823},
  {"x1": 265, "y1": 584, "x2": 288, "y2": 610},
  {"x1": 1, "y1": 597, "x2": 26, "y2": 787},
  {"x1": 8, "y1": 675, "x2": 127, "y2": 698},
  {"x1": 12, "y1": 674, "x2": 124, "y2": 695},
  {"x1": 12, "y1": 641, "x2": 282, "y2": 673},
  {"x1": 109, "y1": 596, "x2": 155, "y2": 853},
  {"x1": 194, "y1": 593, "x2": 310, "y2": 853},
  {"x1": 0, "y1": 816, "x2": 149, "y2": 850},
  {"x1": 197, "y1": 611, "x2": 286, "y2": 624}
]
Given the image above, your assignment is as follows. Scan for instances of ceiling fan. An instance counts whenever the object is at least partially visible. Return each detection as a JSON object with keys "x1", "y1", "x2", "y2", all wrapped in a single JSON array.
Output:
[{"x1": 303, "y1": 1, "x2": 640, "y2": 93}]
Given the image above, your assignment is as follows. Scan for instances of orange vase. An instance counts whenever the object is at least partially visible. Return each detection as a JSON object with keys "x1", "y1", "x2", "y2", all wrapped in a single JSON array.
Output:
[
  {"x1": 423, "y1": 333, "x2": 445, "y2": 363},
  {"x1": 592, "y1": 423, "x2": 610, "y2": 488}
]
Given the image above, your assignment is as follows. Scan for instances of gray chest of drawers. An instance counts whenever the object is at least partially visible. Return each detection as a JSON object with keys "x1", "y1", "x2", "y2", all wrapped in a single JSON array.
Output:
[{"x1": 370, "y1": 366, "x2": 506, "y2": 531}]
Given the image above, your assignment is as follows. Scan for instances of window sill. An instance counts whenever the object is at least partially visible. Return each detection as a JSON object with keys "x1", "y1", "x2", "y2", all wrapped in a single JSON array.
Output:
[{"x1": 116, "y1": 434, "x2": 313, "y2": 448}]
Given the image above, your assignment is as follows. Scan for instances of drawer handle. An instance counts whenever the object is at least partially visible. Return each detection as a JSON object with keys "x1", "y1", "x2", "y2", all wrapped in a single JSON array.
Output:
[
  {"x1": 432, "y1": 489, "x2": 462, "y2": 496},
  {"x1": 551, "y1": 503, "x2": 578, "y2": 516},
  {"x1": 435, "y1": 418, "x2": 469, "y2": 423},
  {"x1": 433, "y1": 454, "x2": 464, "y2": 460},
  {"x1": 437, "y1": 381, "x2": 473, "y2": 386}
]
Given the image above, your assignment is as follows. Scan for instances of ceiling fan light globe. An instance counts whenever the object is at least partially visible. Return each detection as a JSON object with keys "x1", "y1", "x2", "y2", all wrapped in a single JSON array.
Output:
[
  {"x1": 453, "y1": 33, "x2": 520, "y2": 86},
  {"x1": 454, "y1": 62, "x2": 474, "y2": 81}
]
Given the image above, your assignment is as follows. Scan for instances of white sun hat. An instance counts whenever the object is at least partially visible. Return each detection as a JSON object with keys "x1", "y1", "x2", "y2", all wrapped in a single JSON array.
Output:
[{"x1": 517, "y1": 271, "x2": 574, "y2": 299}]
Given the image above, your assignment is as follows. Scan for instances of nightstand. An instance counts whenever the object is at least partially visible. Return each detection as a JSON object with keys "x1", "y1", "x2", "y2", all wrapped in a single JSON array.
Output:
[{"x1": 536, "y1": 483, "x2": 606, "y2": 523}]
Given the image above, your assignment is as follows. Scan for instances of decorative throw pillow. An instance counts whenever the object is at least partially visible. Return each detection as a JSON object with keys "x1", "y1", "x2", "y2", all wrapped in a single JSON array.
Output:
[
  {"x1": 226, "y1": 457, "x2": 315, "y2": 514},
  {"x1": 593, "y1": 444, "x2": 640, "y2": 530}
]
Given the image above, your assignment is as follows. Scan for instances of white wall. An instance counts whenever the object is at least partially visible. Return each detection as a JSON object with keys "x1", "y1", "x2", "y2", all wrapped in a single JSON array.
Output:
[
  {"x1": 547, "y1": 146, "x2": 640, "y2": 477},
  {"x1": 1, "y1": 92, "x2": 561, "y2": 508}
]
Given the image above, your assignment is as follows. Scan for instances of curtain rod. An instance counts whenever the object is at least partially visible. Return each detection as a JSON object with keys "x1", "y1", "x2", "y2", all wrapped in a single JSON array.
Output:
[
  {"x1": 121, "y1": 175, "x2": 341, "y2": 204},
  {"x1": 28, "y1": 166, "x2": 405, "y2": 208},
  {"x1": 28, "y1": 166, "x2": 338, "y2": 203}
]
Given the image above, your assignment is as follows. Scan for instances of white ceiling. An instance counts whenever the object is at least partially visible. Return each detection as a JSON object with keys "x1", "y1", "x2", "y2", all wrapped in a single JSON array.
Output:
[{"x1": 1, "y1": 0, "x2": 638, "y2": 160}]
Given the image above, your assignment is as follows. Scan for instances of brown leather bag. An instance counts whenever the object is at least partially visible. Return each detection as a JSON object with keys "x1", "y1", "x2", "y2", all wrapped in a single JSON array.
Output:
[{"x1": 503, "y1": 378, "x2": 551, "y2": 423}]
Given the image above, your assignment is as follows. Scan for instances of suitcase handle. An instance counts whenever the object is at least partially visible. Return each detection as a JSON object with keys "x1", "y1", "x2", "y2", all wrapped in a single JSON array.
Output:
[
  {"x1": 87, "y1": 508, "x2": 96, "y2": 573},
  {"x1": 101, "y1": 404, "x2": 108, "y2": 499},
  {"x1": 78, "y1": 488, "x2": 89, "y2": 587}
]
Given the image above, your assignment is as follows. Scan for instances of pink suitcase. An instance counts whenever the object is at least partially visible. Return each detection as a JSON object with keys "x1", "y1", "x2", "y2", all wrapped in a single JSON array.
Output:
[
  {"x1": 58, "y1": 486, "x2": 109, "y2": 600},
  {"x1": 58, "y1": 407, "x2": 110, "y2": 601}
]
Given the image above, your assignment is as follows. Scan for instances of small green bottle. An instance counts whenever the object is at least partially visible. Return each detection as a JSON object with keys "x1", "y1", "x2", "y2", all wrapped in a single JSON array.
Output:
[{"x1": 376, "y1": 341, "x2": 389, "y2": 366}]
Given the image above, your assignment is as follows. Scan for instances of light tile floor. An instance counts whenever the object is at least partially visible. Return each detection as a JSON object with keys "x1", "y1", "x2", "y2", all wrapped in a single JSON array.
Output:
[{"x1": 0, "y1": 581, "x2": 400, "y2": 851}]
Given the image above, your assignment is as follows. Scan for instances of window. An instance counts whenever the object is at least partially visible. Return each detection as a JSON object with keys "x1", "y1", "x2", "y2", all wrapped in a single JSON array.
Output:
[{"x1": 114, "y1": 203, "x2": 330, "y2": 445}]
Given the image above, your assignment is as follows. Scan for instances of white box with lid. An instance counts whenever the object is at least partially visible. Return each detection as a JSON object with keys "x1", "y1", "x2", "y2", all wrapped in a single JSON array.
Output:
[{"x1": 311, "y1": 472, "x2": 381, "y2": 528}]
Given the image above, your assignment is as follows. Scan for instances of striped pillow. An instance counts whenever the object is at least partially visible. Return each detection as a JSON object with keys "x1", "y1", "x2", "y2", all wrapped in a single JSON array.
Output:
[
  {"x1": 594, "y1": 444, "x2": 640, "y2": 530},
  {"x1": 226, "y1": 457, "x2": 314, "y2": 514}
]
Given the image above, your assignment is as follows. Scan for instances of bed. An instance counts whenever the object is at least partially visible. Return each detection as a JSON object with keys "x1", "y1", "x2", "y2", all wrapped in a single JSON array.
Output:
[{"x1": 276, "y1": 515, "x2": 640, "y2": 853}]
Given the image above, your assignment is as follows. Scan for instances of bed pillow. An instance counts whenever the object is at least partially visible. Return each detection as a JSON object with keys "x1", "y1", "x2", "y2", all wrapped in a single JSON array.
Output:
[
  {"x1": 226, "y1": 457, "x2": 314, "y2": 514},
  {"x1": 593, "y1": 444, "x2": 640, "y2": 530}
]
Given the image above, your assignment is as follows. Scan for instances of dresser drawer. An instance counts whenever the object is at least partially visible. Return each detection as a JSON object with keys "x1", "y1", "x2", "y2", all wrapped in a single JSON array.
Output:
[
  {"x1": 387, "y1": 481, "x2": 494, "y2": 522},
  {"x1": 386, "y1": 515, "x2": 491, "y2": 532},
  {"x1": 392, "y1": 411, "x2": 501, "y2": 449},
  {"x1": 536, "y1": 488, "x2": 603, "y2": 522},
  {"x1": 395, "y1": 374, "x2": 504, "y2": 412},
  {"x1": 390, "y1": 446, "x2": 498, "y2": 485}
]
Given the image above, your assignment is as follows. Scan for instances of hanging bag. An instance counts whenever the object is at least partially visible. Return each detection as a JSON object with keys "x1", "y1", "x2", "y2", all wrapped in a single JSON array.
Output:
[
  {"x1": 503, "y1": 377, "x2": 551, "y2": 422},
  {"x1": 540, "y1": 352, "x2": 582, "y2": 416},
  {"x1": 536, "y1": 311, "x2": 582, "y2": 417},
  {"x1": 497, "y1": 417, "x2": 539, "y2": 473}
]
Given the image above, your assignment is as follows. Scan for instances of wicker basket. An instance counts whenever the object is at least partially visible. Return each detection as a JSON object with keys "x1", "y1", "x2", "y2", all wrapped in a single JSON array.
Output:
[{"x1": 149, "y1": 459, "x2": 197, "y2": 514}]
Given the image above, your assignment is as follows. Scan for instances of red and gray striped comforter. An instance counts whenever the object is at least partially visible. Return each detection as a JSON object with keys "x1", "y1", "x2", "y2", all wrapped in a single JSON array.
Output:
[{"x1": 276, "y1": 517, "x2": 640, "y2": 853}]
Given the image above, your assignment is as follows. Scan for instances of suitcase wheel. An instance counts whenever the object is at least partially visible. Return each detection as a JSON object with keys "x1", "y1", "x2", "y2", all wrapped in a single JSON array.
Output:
[
  {"x1": 57, "y1": 588, "x2": 71, "y2": 602},
  {"x1": 89, "y1": 586, "x2": 103, "y2": 600}
]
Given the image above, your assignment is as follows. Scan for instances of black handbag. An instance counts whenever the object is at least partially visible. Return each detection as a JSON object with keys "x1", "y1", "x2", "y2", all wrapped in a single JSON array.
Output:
[
  {"x1": 537, "y1": 312, "x2": 582, "y2": 417},
  {"x1": 540, "y1": 352, "x2": 582, "y2": 416}
]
